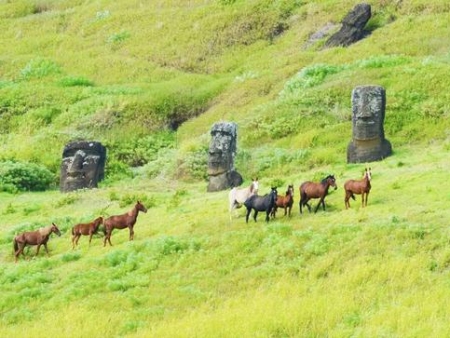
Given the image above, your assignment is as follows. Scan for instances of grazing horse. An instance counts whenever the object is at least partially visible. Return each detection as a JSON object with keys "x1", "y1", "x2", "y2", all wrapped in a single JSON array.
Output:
[
  {"x1": 103, "y1": 201, "x2": 147, "y2": 246},
  {"x1": 244, "y1": 187, "x2": 278, "y2": 223},
  {"x1": 271, "y1": 184, "x2": 294, "y2": 218},
  {"x1": 344, "y1": 168, "x2": 372, "y2": 209},
  {"x1": 13, "y1": 223, "x2": 61, "y2": 263},
  {"x1": 299, "y1": 175, "x2": 337, "y2": 214},
  {"x1": 71, "y1": 216, "x2": 104, "y2": 249},
  {"x1": 229, "y1": 178, "x2": 259, "y2": 219}
]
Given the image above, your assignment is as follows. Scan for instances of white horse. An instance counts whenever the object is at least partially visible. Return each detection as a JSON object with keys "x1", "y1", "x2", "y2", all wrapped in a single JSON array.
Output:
[{"x1": 229, "y1": 178, "x2": 259, "y2": 220}]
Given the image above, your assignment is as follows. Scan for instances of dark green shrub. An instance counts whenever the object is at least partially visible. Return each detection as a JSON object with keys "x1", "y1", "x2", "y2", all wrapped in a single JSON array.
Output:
[{"x1": 0, "y1": 161, "x2": 54, "y2": 192}]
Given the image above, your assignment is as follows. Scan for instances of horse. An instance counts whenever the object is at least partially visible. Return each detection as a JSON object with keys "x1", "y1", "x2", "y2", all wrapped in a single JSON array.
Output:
[
  {"x1": 13, "y1": 223, "x2": 61, "y2": 263},
  {"x1": 344, "y1": 168, "x2": 372, "y2": 209},
  {"x1": 271, "y1": 184, "x2": 294, "y2": 218},
  {"x1": 299, "y1": 175, "x2": 337, "y2": 214},
  {"x1": 244, "y1": 187, "x2": 278, "y2": 223},
  {"x1": 71, "y1": 216, "x2": 104, "y2": 249},
  {"x1": 103, "y1": 201, "x2": 147, "y2": 246},
  {"x1": 229, "y1": 178, "x2": 259, "y2": 219}
]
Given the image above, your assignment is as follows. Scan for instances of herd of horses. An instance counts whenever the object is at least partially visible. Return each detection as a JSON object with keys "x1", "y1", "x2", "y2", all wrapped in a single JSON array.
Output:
[
  {"x1": 229, "y1": 168, "x2": 372, "y2": 223},
  {"x1": 13, "y1": 201, "x2": 147, "y2": 262},
  {"x1": 11, "y1": 169, "x2": 372, "y2": 262}
]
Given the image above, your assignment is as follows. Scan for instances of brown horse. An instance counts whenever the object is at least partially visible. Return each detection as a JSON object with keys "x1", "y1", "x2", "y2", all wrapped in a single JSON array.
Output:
[
  {"x1": 271, "y1": 184, "x2": 294, "y2": 218},
  {"x1": 71, "y1": 216, "x2": 104, "y2": 249},
  {"x1": 299, "y1": 175, "x2": 337, "y2": 214},
  {"x1": 344, "y1": 168, "x2": 372, "y2": 209},
  {"x1": 13, "y1": 223, "x2": 61, "y2": 263},
  {"x1": 103, "y1": 201, "x2": 147, "y2": 246}
]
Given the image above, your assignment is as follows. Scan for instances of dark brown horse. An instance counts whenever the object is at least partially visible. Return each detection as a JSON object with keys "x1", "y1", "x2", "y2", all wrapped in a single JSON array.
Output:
[
  {"x1": 344, "y1": 168, "x2": 371, "y2": 209},
  {"x1": 103, "y1": 201, "x2": 147, "y2": 246},
  {"x1": 271, "y1": 184, "x2": 294, "y2": 218},
  {"x1": 299, "y1": 175, "x2": 337, "y2": 214},
  {"x1": 71, "y1": 216, "x2": 103, "y2": 249},
  {"x1": 13, "y1": 223, "x2": 61, "y2": 263}
]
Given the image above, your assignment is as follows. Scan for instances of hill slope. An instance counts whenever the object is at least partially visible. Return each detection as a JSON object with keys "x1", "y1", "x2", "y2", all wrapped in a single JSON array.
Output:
[{"x1": 1, "y1": 0, "x2": 450, "y2": 337}]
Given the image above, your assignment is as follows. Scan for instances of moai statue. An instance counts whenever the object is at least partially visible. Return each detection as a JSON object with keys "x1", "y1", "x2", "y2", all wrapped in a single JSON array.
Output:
[
  {"x1": 207, "y1": 122, "x2": 243, "y2": 192},
  {"x1": 347, "y1": 86, "x2": 392, "y2": 163},
  {"x1": 60, "y1": 141, "x2": 106, "y2": 192}
]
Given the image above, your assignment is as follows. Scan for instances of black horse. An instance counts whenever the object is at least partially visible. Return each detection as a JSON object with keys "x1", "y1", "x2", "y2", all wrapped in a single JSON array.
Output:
[{"x1": 244, "y1": 187, "x2": 278, "y2": 223}]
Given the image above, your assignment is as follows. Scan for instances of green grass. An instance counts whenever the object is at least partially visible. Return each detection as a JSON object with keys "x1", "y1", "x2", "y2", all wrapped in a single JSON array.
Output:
[
  {"x1": 1, "y1": 144, "x2": 450, "y2": 337},
  {"x1": 1, "y1": 0, "x2": 450, "y2": 336}
]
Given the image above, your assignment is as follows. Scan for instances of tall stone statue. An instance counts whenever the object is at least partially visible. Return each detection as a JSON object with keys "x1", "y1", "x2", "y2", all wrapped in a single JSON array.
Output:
[
  {"x1": 347, "y1": 85, "x2": 392, "y2": 163},
  {"x1": 60, "y1": 141, "x2": 106, "y2": 192},
  {"x1": 207, "y1": 122, "x2": 243, "y2": 192}
]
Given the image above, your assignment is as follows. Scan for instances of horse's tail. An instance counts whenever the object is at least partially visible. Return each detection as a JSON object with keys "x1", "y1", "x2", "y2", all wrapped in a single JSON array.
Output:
[{"x1": 13, "y1": 237, "x2": 18, "y2": 253}]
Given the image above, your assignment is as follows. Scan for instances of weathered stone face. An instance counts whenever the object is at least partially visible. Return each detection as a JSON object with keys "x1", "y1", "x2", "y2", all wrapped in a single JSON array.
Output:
[
  {"x1": 60, "y1": 141, "x2": 106, "y2": 192},
  {"x1": 207, "y1": 122, "x2": 243, "y2": 192},
  {"x1": 352, "y1": 86, "x2": 385, "y2": 140},
  {"x1": 347, "y1": 86, "x2": 392, "y2": 163}
]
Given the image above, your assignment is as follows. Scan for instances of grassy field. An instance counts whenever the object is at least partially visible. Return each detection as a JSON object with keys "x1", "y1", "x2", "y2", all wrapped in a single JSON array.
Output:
[
  {"x1": 1, "y1": 143, "x2": 449, "y2": 337},
  {"x1": 1, "y1": 0, "x2": 450, "y2": 337}
]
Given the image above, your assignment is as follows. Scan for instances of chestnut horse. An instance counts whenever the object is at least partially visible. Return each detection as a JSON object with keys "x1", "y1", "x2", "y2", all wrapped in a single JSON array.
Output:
[
  {"x1": 344, "y1": 168, "x2": 372, "y2": 209},
  {"x1": 244, "y1": 187, "x2": 278, "y2": 223},
  {"x1": 299, "y1": 175, "x2": 337, "y2": 214},
  {"x1": 71, "y1": 216, "x2": 104, "y2": 249},
  {"x1": 103, "y1": 201, "x2": 147, "y2": 246},
  {"x1": 229, "y1": 178, "x2": 259, "y2": 219},
  {"x1": 271, "y1": 184, "x2": 294, "y2": 218},
  {"x1": 13, "y1": 223, "x2": 61, "y2": 263}
]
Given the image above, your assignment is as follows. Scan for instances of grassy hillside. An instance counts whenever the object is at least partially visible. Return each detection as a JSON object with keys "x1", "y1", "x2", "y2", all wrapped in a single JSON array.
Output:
[{"x1": 1, "y1": 0, "x2": 450, "y2": 337}]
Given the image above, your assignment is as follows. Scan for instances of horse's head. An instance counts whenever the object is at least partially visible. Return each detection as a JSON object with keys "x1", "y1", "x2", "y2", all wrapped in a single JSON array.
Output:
[
  {"x1": 270, "y1": 187, "x2": 278, "y2": 202},
  {"x1": 51, "y1": 223, "x2": 62, "y2": 237},
  {"x1": 327, "y1": 175, "x2": 338, "y2": 190},
  {"x1": 95, "y1": 217, "x2": 104, "y2": 226},
  {"x1": 287, "y1": 184, "x2": 294, "y2": 196},
  {"x1": 136, "y1": 201, "x2": 148, "y2": 213},
  {"x1": 251, "y1": 178, "x2": 259, "y2": 195},
  {"x1": 364, "y1": 168, "x2": 372, "y2": 181}
]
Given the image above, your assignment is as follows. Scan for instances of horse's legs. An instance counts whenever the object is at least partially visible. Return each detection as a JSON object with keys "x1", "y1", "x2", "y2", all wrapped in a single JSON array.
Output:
[
  {"x1": 314, "y1": 198, "x2": 324, "y2": 213},
  {"x1": 253, "y1": 210, "x2": 259, "y2": 222},
  {"x1": 365, "y1": 192, "x2": 369, "y2": 207},
  {"x1": 36, "y1": 244, "x2": 41, "y2": 256},
  {"x1": 89, "y1": 233, "x2": 94, "y2": 246},
  {"x1": 305, "y1": 199, "x2": 312, "y2": 213},
  {"x1": 245, "y1": 207, "x2": 251, "y2": 223},
  {"x1": 270, "y1": 205, "x2": 277, "y2": 218},
  {"x1": 44, "y1": 243, "x2": 50, "y2": 256},
  {"x1": 15, "y1": 243, "x2": 25, "y2": 262},
  {"x1": 265, "y1": 210, "x2": 271, "y2": 222},
  {"x1": 344, "y1": 191, "x2": 350, "y2": 209},
  {"x1": 104, "y1": 229, "x2": 113, "y2": 246},
  {"x1": 129, "y1": 226, "x2": 134, "y2": 241}
]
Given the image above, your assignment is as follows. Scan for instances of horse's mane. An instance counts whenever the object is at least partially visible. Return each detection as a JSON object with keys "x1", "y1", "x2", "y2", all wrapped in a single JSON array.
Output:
[
  {"x1": 321, "y1": 175, "x2": 334, "y2": 184},
  {"x1": 38, "y1": 225, "x2": 53, "y2": 236}
]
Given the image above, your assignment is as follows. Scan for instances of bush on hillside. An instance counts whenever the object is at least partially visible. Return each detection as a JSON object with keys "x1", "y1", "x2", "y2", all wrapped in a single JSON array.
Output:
[{"x1": 0, "y1": 161, "x2": 54, "y2": 193}]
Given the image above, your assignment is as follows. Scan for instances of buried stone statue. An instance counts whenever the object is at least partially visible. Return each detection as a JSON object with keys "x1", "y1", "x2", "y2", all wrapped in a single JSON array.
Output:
[
  {"x1": 60, "y1": 141, "x2": 106, "y2": 192},
  {"x1": 347, "y1": 85, "x2": 392, "y2": 163}
]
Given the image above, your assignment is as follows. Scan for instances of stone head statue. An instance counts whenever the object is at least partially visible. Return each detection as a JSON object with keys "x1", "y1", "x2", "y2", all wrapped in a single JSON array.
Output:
[
  {"x1": 60, "y1": 141, "x2": 106, "y2": 192},
  {"x1": 347, "y1": 85, "x2": 392, "y2": 163},
  {"x1": 207, "y1": 122, "x2": 242, "y2": 192},
  {"x1": 207, "y1": 122, "x2": 237, "y2": 176},
  {"x1": 352, "y1": 86, "x2": 386, "y2": 140}
]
